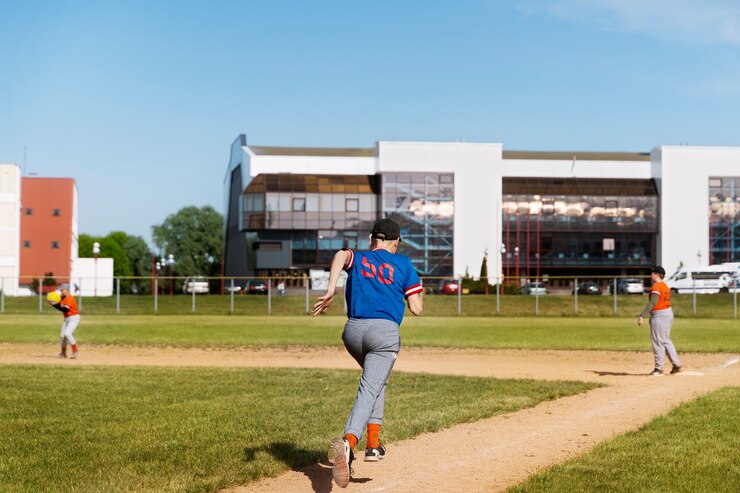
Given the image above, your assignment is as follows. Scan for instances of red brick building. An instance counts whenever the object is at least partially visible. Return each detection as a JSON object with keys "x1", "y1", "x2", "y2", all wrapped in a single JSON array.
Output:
[{"x1": 19, "y1": 177, "x2": 78, "y2": 286}]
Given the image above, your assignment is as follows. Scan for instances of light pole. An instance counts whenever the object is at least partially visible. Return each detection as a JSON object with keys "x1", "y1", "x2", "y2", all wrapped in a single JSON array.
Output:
[
  {"x1": 697, "y1": 250, "x2": 702, "y2": 266},
  {"x1": 155, "y1": 261, "x2": 162, "y2": 295},
  {"x1": 93, "y1": 242, "x2": 100, "y2": 297},
  {"x1": 499, "y1": 243, "x2": 507, "y2": 290},
  {"x1": 167, "y1": 253, "x2": 175, "y2": 296},
  {"x1": 514, "y1": 246, "x2": 520, "y2": 287}
]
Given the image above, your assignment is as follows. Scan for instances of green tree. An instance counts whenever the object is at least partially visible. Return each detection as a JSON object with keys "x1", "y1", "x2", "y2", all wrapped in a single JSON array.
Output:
[{"x1": 151, "y1": 206, "x2": 224, "y2": 284}]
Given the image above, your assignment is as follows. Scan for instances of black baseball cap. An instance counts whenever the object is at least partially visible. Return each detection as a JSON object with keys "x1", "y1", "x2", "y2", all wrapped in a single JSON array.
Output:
[
  {"x1": 651, "y1": 266, "x2": 666, "y2": 277},
  {"x1": 371, "y1": 218, "x2": 401, "y2": 241}
]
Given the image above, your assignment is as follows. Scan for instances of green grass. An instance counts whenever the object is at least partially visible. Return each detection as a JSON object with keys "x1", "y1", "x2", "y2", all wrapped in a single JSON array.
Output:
[
  {"x1": 1, "y1": 315, "x2": 738, "y2": 352},
  {"x1": 0, "y1": 365, "x2": 598, "y2": 493},
  {"x1": 3, "y1": 292, "x2": 740, "y2": 318},
  {"x1": 509, "y1": 386, "x2": 740, "y2": 493}
]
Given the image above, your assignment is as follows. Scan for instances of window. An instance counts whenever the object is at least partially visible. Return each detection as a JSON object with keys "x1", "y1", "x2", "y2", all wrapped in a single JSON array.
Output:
[
  {"x1": 292, "y1": 197, "x2": 306, "y2": 211},
  {"x1": 23, "y1": 240, "x2": 31, "y2": 248},
  {"x1": 51, "y1": 241, "x2": 60, "y2": 249},
  {"x1": 346, "y1": 198, "x2": 359, "y2": 212},
  {"x1": 52, "y1": 209, "x2": 61, "y2": 216},
  {"x1": 25, "y1": 208, "x2": 32, "y2": 216}
]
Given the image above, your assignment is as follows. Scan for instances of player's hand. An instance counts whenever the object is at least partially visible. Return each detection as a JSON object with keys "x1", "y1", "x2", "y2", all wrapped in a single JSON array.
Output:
[
  {"x1": 311, "y1": 291, "x2": 335, "y2": 317},
  {"x1": 636, "y1": 316, "x2": 643, "y2": 326}
]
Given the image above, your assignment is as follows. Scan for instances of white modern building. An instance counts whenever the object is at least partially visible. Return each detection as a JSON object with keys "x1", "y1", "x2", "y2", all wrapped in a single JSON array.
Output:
[
  {"x1": 0, "y1": 164, "x2": 22, "y2": 295},
  {"x1": 223, "y1": 134, "x2": 739, "y2": 285}
]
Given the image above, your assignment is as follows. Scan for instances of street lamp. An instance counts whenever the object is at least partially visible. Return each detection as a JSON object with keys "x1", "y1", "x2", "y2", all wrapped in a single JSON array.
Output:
[
  {"x1": 92, "y1": 242, "x2": 100, "y2": 297},
  {"x1": 514, "y1": 246, "x2": 520, "y2": 286},
  {"x1": 167, "y1": 253, "x2": 175, "y2": 296},
  {"x1": 499, "y1": 243, "x2": 507, "y2": 288}
]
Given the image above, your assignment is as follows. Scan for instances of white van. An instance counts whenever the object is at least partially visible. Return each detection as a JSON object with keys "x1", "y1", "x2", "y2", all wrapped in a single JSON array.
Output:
[{"x1": 665, "y1": 265, "x2": 736, "y2": 294}]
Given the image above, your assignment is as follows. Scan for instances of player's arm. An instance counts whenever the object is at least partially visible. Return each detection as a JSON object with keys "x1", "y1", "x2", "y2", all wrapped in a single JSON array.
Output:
[
  {"x1": 311, "y1": 250, "x2": 352, "y2": 317},
  {"x1": 51, "y1": 303, "x2": 66, "y2": 313},
  {"x1": 406, "y1": 293, "x2": 422, "y2": 316},
  {"x1": 637, "y1": 292, "x2": 659, "y2": 325}
]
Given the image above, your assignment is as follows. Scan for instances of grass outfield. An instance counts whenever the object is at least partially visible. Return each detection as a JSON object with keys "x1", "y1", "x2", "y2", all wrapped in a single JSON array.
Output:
[
  {"x1": 0, "y1": 365, "x2": 598, "y2": 493},
  {"x1": 509, "y1": 386, "x2": 740, "y2": 493},
  {"x1": 2, "y1": 292, "x2": 740, "y2": 318},
  {"x1": 1, "y1": 315, "x2": 739, "y2": 352}
]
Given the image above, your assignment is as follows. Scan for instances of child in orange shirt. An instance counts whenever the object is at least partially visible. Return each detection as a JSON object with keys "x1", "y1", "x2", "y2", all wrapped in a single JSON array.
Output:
[{"x1": 51, "y1": 283, "x2": 81, "y2": 359}]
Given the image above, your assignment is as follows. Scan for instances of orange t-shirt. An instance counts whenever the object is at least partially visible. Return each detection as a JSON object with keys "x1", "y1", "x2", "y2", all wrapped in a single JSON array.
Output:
[
  {"x1": 649, "y1": 281, "x2": 671, "y2": 311},
  {"x1": 60, "y1": 294, "x2": 79, "y2": 317}
]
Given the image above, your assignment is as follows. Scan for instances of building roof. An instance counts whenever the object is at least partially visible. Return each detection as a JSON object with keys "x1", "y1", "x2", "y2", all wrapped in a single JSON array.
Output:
[
  {"x1": 249, "y1": 146, "x2": 376, "y2": 157},
  {"x1": 503, "y1": 150, "x2": 650, "y2": 161}
]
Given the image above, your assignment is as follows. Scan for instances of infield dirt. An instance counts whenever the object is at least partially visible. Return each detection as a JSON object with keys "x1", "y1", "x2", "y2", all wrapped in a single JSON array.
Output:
[{"x1": 2, "y1": 343, "x2": 738, "y2": 492}]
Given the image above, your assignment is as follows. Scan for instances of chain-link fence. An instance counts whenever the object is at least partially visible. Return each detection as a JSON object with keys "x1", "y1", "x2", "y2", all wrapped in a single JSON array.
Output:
[{"x1": 0, "y1": 276, "x2": 738, "y2": 318}]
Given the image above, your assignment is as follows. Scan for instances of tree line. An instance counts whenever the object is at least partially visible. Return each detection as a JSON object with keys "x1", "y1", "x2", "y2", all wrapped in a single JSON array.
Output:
[{"x1": 79, "y1": 205, "x2": 223, "y2": 294}]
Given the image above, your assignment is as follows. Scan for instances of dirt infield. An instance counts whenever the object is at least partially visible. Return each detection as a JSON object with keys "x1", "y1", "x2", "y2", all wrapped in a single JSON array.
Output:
[{"x1": 2, "y1": 343, "x2": 738, "y2": 492}]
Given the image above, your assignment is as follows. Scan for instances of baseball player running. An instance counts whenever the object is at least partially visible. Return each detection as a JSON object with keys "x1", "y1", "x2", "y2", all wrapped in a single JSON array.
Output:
[
  {"x1": 312, "y1": 218, "x2": 423, "y2": 488},
  {"x1": 637, "y1": 266, "x2": 681, "y2": 375},
  {"x1": 52, "y1": 283, "x2": 81, "y2": 359}
]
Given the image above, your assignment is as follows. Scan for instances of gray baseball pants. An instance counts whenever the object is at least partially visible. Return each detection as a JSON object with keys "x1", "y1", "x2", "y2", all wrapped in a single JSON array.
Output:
[
  {"x1": 650, "y1": 308, "x2": 681, "y2": 370},
  {"x1": 341, "y1": 318, "x2": 401, "y2": 442}
]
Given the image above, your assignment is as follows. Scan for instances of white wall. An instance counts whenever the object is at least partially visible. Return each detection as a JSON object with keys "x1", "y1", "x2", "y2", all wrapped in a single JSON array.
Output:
[
  {"x1": 249, "y1": 154, "x2": 376, "y2": 177},
  {"x1": 657, "y1": 146, "x2": 740, "y2": 273},
  {"x1": 378, "y1": 141, "x2": 503, "y2": 279},
  {"x1": 70, "y1": 257, "x2": 114, "y2": 296},
  {"x1": 0, "y1": 164, "x2": 21, "y2": 295},
  {"x1": 502, "y1": 159, "x2": 650, "y2": 179}
]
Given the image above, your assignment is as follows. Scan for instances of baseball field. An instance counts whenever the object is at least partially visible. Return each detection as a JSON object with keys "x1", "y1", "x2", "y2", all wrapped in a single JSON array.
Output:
[{"x1": 0, "y1": 312, "x2": 738, "y2": 492}]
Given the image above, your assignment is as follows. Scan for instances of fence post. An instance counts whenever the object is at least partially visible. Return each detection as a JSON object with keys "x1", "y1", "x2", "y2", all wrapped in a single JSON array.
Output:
[
  {"x1": 1, "y1": 277, "x2": 4, "y2": 314},
  {"x1": 267, "y1": 279, "x2": 272, "y2": 316},
  {"x1": 116, "y1": 278, "x2": 120, "y2": 314},
  {"x1": 192, "y1": 280, "x2": 196, "y2": 313},
  {"x1": 230, "y1": 279, "x2": 235, "y2": 314},
  {"x1": 692, "y1": 279, "x2": 697, "y2": 316},
  {"x1": 154, "y1": 279, "x2": 158, "y2": 314},
  {"x1": 574, "y1": 277, "x2": 578, "y2": 314},
  {"x1": 734, "y1": 285, "x2": 737, "y2": 319},
  {"x1": 457, "y1": 278, "x2": 462, "y2": 316},
  {"x1": 613, "y1": 278, "x2": 618, "y2": 317},
  {"x1": 39, "y1": 279, "x2": 43, "y2": 313},
  {"x1": 305, "y1": 282, "x2": 309, "y2": 315},
  {"x1": 496, "y1": 280, "x2": 500, "y2": 315},
  {"x1": 535, "y1": 276, "x2": 539, "y2": 316}
]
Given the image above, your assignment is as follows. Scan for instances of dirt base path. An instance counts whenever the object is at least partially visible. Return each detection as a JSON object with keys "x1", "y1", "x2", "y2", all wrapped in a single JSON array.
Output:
[{"x1": 2, "y1": 344, "x2": 738, "y2": 492}]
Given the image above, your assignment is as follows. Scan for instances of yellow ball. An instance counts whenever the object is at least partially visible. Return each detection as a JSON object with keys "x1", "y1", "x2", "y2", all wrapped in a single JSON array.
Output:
[{"x1": 47, "y1": 291, "x2": 61, "y2": 304}]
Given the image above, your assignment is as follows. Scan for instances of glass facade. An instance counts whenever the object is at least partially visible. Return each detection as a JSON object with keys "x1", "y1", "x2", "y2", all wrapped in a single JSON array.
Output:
[
  {"x1": 709, "y1": 177, "x2": 740, "y2": 264},
  {"x1": 381, "y1": 172, "x2": 454, "y2": 276},
  {"x1": 242, "y1": 174, "x2": 378, "y2": 269},
  {"x1": 502, "y1": 178, "x2": 658, "y2": 278}
]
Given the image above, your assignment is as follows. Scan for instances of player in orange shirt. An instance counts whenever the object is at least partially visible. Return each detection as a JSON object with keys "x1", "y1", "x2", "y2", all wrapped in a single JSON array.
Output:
[
  {"x1": 51, "y1": 283, "x2": 81, "y2": 359},
  {"x1": 637, "y1": 266, "x2": 681, "y2": 375}
]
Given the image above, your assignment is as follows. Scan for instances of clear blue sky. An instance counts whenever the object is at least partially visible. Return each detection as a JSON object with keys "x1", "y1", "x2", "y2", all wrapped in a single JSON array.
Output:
[{"x1": 2, "y1": 0, "x2": 740, "y2": 245}]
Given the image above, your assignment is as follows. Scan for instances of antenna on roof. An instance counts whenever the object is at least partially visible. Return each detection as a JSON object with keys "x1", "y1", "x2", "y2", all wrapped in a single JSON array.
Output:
[{"x1": 23, "y1": 146, "x2": 27, "y2": 175}]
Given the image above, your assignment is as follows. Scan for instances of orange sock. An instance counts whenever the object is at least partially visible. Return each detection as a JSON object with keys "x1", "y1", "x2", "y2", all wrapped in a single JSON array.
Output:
[
  {"x1": 366, "y1": 423, "x2": 380, "y2": 448},
  {"x1": 344, "y1": 433, "x2": 358, "y2": 450}
]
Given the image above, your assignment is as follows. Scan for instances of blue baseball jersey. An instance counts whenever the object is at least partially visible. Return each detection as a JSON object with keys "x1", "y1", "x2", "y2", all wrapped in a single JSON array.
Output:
[{"x1": 343, "y1": 248, "x2": 423, "y2": 325}]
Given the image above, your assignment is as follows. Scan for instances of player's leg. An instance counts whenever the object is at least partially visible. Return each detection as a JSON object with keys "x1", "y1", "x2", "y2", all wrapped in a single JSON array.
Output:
[
  {"x1": 64, "y1": 315, "x2": 80, "y2": 358},
  {"x1": 649, "y1": 316, "x2": 665, "y2": 373},
  {"x1": 660, "y1": 311, "x2": 681, "y2": 370},
  {"x1": 59, "y1": 320, "x2": 68, "y2": 358},
  {"x1": 343, "y1": 319, "x2": 400, "y2": 446}
]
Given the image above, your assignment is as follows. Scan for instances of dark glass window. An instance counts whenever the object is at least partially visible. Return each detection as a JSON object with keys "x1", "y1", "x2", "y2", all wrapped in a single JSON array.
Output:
[
  {"x1": 293, "y1": 198, "x2": 306, "y2": 212},
  {"x1": 52, "y1": 209, "x2": 61, "y2": 216},
  {"x1": 51, "y1": 241, "x2": 60, "y2": 249},
  {"x1": 23, "y1": 240, "x2": 31, "y2": 248},
  {"x1": 25, "y1": 208, "x2": 32, "y2": 216}
]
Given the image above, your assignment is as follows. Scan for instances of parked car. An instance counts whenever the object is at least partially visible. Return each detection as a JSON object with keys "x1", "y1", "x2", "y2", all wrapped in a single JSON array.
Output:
[
  {"x1": 609, "y1": 278, "x2": 645, "y2": 295},
  {"x1": 183, "y1": 277, "x2": 209, "y2": 294},
  {"x1": 245, "y1": 279, "x2": 268, "y2": 295},
  {"x1": 573, "y1": 281, "x2": 602, "y2": 295},
  {"x1": 520, "y1": 282, "x2": 547, "y2": 295},
  {"x1": 728, "y1": 279, "x2": 740, "y2": 294},
  {"x1": 437, "y1": 280, "x2": 459, "y2": 295}
]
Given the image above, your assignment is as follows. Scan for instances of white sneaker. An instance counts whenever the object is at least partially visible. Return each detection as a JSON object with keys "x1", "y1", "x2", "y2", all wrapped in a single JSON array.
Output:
[
  {"x1": 330, "y1": 438, "x2": 354, "y2": 488},
  {"x1": 70, "y1": 351, "x2": 78, "y2": 359}
]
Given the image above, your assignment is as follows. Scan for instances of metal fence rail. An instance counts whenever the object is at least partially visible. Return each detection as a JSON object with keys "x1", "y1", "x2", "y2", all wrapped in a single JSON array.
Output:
[{"x1": 0, "y1": 276, "x2": 737, "y2": 318}]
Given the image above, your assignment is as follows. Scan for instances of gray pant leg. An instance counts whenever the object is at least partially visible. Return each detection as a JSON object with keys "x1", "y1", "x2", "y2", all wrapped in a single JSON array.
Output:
[
  {"x1": 342, "y1": 318, "x2": 400, "y2": 441},
  {"x1": 650, "y1": 309, "x2": 680, "y2": 370}
]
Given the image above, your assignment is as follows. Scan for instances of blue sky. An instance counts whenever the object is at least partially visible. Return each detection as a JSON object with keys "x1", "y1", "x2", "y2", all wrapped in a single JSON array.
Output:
[{"x1": 2, "y1": 0, "x2": 740, "y2": 245}]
